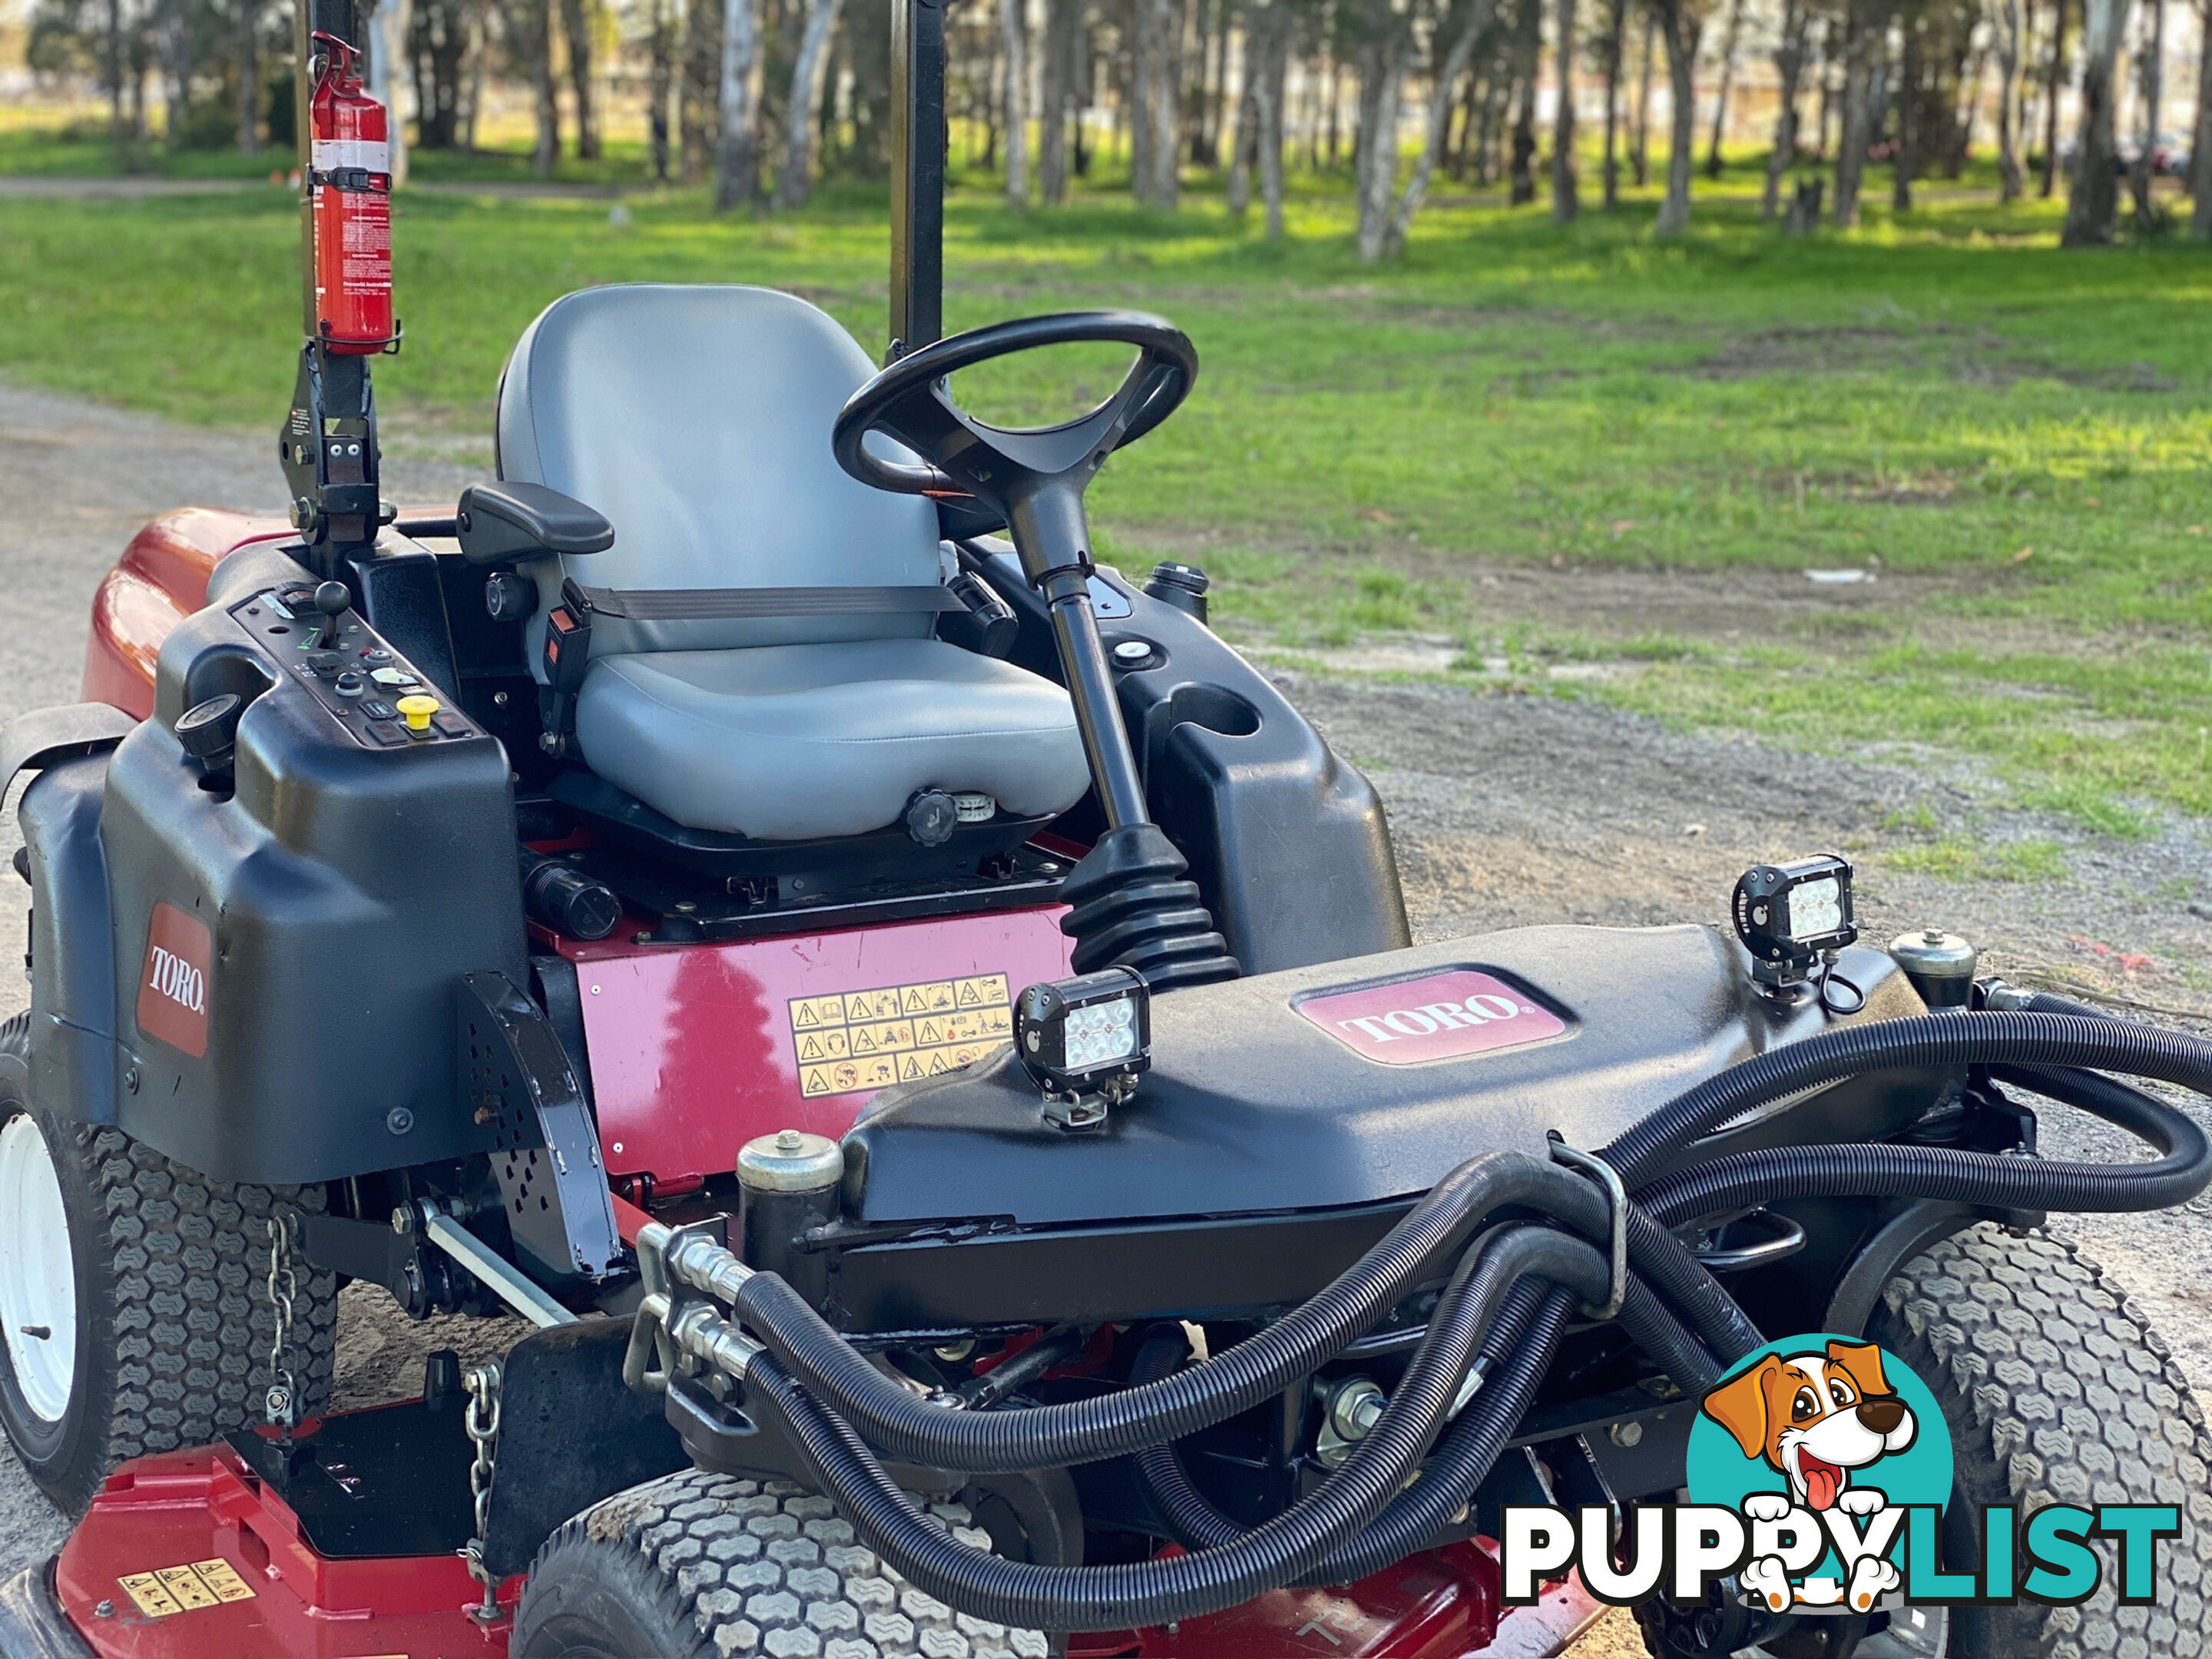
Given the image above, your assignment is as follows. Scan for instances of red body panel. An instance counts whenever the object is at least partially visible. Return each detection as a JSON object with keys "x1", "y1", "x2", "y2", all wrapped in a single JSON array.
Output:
[
  {"x1": 52, "y1": 1445, "x2": 513, "y2": 1658},
  {"x1": 82, "y1": 509, "x2": 292, "y2": 717},
  {"x1": 562, "y1": 909, "x2": 1076, "y2": 1185}
]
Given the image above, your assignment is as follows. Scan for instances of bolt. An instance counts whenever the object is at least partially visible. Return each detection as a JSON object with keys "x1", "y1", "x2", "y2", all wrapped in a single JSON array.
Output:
[
  {"x1": 590, "y1": 985, "x2": 601, "y2": 996},
  {"x1": 391, "y1": 1206, "x2": 414, "y2": 1234},
  {"x1": 94, "y1": 1601, "x2": 114, "y2": 1618},
  {"x1": 1609, "y1": 1420, "x2": 1644, "y2": 1448},
  {"x1": 124, "y1": 1067, "x2": 140, "y2": 1094},
  {"x1": 776, "y1": 1129, "x2": 805, "y2": 1152},
  {"x1": 611, "y1": 1141, "x2": 624, "y2": 1154},
  {"x1": 386, "y1": 1106, "x2": 415, "y2": 1135},
  {"x1": 1925, "y1": 928, "x2": 1945, "y2": 944}
]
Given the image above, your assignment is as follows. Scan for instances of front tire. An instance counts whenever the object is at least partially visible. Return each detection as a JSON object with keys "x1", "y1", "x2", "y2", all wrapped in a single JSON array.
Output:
[
  {"x1": 0, "y1": 1015, "x2": 338, "y2": 1515},
  {"x1": 1869, "y1": 1224, "x2": 2212, "y2": 1658},
  {"x1": 514, "y1": 1469, "x2": 1050, "y2": 1659}
]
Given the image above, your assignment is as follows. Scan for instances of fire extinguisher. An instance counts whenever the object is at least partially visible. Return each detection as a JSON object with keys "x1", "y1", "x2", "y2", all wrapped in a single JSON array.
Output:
[{"x1": 308, "y1": 33, "x2": 394, "y2": 354}]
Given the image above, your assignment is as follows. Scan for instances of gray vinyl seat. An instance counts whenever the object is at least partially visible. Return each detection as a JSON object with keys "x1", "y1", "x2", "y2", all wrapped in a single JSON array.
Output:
[{"x1": 495, "y1": 283, "x2": 1090, "y2": 842}]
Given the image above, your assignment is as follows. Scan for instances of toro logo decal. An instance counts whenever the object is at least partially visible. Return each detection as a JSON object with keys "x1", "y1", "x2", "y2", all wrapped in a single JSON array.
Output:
[
  {"x1": 136, "y1": 902, "x2": 210, "y2": 1059},
  {"x1": 1293, "y1": 969, "x2": 1566, "y2": 1065}
]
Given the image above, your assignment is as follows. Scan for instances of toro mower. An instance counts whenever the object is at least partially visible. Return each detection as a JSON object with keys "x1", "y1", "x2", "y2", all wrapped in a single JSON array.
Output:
[{"x1": 2, "y1": 2, "x2": 2211, "y2": 1656}]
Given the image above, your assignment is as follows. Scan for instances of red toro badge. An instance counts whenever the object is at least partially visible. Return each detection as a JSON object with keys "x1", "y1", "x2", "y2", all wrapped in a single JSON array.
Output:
[
  {"x1": 1295, "y1": 969, "x2": 1567, "y2": 1065},
  {"x1": 136, "y1": 902, "x2": 211, "y2": 1058}
]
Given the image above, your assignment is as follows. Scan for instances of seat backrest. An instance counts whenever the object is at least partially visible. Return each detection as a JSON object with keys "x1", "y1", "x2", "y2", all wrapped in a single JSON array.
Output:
[{"x1": 497, "y1": 283, "x2": 942, "y2": 656}]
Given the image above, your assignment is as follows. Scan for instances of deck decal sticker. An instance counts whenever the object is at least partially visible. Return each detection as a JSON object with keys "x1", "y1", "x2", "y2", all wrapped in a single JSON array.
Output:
[
  {"x1": 790, "y1": 974, "x2": 1013, "y2": 1096},
  {"x1": 1293, "y1": 969, "x2": 1568, "y2": 1065},
  {"x1": 115, "y1": 1558, "x2": 255, "y2": 1619}
]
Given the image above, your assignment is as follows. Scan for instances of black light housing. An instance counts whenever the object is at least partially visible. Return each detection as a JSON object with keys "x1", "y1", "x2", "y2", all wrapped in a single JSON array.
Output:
[
  {"x1": 1733, "y1": 855, "x2": 1857, "y2": 988},
  {"x1": 1015, "y1": 967, "x2": 1151, "y2": 1106}
]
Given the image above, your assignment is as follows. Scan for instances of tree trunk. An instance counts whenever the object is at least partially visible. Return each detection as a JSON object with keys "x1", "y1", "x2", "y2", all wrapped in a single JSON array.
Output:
[
  {"x1": 514, "y1": 0, "x2": 559, "y2": 177},
  {"x1": 105, "y1": 0, "x2": 129, "y2": 151},
  {"x1": 1508, "y1": 68, "x2": 1537, "y2": 202},
  {"x1": 2038, "y1": 0, "x2": 2066, "y2": 194},
  {"x1": 1892, "y1": 11, "x2": 1917, "y2": 210},
  {"x1": 161, "y1": 0, "x2": 189, "y2": 148},
  {"x1": 773, "y1": 0, "x2": 840, "y2": 204},
  {"x1": 1995, "y1": 0, "x2": 2023, "y2": 197},
  {"x1": 648, "y1": 0, "x2": 674, "y2": 178},
  {"x1": 1256, "y1": 0, "x2": 1290, "y2": 234},
  {"x1": 2061, "y1": 0, "x2": 2121, "y2": 242},
  {"x1": 1225, "y1": 0, "x2": 1260, "y2": 210},
  {"x1": 1353, "y1": 0, "x2": 1409, "y2": 257},
  {"x1": 1000, "y1": 0, "x2": 1030, "y2": 201},
  {"x1": 1038, "y1": 0, "x2": 1074, "y2": 201},
  {"x1": 714, "y1": 0, "x2": 759, "y2": 207},
  {"x1": 1630, "y1": 6, "x2": 1654, "y2": 184},
  {"x1": 1833, "y1": 0, "x2": 1873, "y2": 224},
  {"x1": 1387, "y1": 0, "x2": 1500, "y2": 247},
  {"x1": 1598, "y1": 0, "x2": 1624, "y2": 205},
  {"x1": 1703, "y1": 0, "x2": 1743, "y2": 175},
  {"x1": 561, "y1": 0, "x2": 599, "y2": 158},
  {"x1": 461, "y1": 0, "x2": 488, "y2": 149},
  {"x1": 1131, "y1": 0, "x2": 1181, "y2": 204},
  {"x1": 237, "y1": 0, "x2": 260, "y2": 152},
  {"x1": 1761, "y1": 0, "x2": 1806, "y2": 216},
  {"x1": 2127, "y1": 0, "x2": 2164, "y2": 227},
  {"x1": 1653, "y1": 0, "x2": 1698, "y2": 232},
  {"x1": 2193, "y1": 0, "x2": 2212, "y2": 237},
  {"x1": 1552, "y1": 0, "x2": 1579, "y2": 216},
  {"x1": 369, "y1": 0, "x2": 413, "y2": 181}
]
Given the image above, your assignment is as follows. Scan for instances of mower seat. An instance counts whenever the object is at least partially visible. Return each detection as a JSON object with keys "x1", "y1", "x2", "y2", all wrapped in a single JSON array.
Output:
[{"x1": 496, "y1": 283, "x2": 1089, "y2": 842}]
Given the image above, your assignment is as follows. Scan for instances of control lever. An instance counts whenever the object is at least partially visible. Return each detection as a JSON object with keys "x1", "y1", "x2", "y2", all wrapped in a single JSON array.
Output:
[{"x1": 311, "y1": 580, "x2": 351, "y2": 647}]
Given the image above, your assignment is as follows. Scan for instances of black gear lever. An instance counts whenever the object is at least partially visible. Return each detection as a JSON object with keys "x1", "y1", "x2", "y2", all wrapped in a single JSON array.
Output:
[{"x1": 833, "y1": 313, "x2": 1236, "y2": 992}]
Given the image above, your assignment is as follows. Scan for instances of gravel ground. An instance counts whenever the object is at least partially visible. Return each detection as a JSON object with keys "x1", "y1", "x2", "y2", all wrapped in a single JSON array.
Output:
[{"x1": 2, "y1": 385, "x2": 2207, "y2": 1653}]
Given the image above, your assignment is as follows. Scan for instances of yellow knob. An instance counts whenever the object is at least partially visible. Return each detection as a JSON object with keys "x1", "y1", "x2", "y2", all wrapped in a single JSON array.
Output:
[{"x1": 396, "y1": 694, "x2": 440, "y2": 735}]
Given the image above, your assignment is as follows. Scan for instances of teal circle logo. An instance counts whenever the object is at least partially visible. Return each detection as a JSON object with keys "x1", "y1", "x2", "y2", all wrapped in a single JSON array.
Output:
[{"x1": 1687, "y1": 1333, "x2": 1952, "y2": 1613}]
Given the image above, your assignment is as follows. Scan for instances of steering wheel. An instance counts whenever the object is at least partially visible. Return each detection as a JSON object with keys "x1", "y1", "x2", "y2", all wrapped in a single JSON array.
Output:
[{"x1": 831, "y1": 311, "x2": 1197, "y2": 512}]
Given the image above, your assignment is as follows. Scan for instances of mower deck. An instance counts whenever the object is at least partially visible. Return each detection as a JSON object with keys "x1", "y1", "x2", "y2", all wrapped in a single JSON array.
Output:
[{"x1": 28, "y1": 1432, "x2": 1603, "y2": 1659}]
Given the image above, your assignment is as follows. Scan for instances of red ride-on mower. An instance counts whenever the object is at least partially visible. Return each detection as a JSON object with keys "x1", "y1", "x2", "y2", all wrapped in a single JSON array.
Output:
[{"x1": 5, "y1": 4, "x2": 2212, "y2": 1657}]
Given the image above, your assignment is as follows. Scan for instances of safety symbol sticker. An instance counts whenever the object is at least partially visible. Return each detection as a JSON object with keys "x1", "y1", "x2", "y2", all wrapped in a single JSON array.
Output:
[
  {"x1": 116, "y1": 1558, "x2": 257, "y2": 1618},
  {"x1": 792, "y1": 974, "x2": 1013, "y2": 1097}
]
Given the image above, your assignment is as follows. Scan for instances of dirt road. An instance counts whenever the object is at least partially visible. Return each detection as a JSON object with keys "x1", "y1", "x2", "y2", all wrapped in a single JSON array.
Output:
[{"x1": 2, "y1": 385, "x2": 2207, "y2": 1651}]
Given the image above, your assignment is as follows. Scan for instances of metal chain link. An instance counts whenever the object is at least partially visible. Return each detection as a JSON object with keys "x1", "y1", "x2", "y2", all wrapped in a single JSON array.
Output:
[
  {"x1": 461, "y1": 1359, "x2": 504, "y2": 1626},
  {"x1": 263, "y1": 1212, "x2": 299, "y2": 1435}
]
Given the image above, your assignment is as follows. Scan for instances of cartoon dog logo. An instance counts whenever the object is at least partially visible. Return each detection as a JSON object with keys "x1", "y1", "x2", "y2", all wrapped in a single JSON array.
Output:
[{"x1": 1700, "y1": 1339, "x2": 1919, "y2": 1613}]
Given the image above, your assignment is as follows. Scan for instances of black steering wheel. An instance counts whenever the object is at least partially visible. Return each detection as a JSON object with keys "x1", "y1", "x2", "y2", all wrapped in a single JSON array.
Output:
[{"x1": 831, "y1": 311, "x2": 1197, "y2": 509}]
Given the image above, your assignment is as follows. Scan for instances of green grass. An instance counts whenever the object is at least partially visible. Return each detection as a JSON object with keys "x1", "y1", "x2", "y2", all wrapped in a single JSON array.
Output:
[{"x1": 1, "y1": 141, "x2": 2207, "y2": 831}]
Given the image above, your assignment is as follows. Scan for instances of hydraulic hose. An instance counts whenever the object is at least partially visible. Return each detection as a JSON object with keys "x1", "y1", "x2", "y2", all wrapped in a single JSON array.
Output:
[
  {"x1": 1133, "y1": 1270, "x2": 1717, "y2": 1565},
  {"x1": 747, "y1": 1226, "x2": 1605, "y2": 1631},
  {"x1": 732, "y1": 1150, "x2": 1625, "y2": 1472},
  {"x1": 1600, "y1": 1009, "x2": 2212, "y2": 1188},
  {"x1": 1638, "y1": 1061, "x2": 2212, "y2": 1226}
]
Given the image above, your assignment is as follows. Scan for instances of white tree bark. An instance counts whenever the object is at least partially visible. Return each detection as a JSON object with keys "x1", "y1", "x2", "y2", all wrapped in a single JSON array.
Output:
[
  {"x1": 773, "y1": 0, "x2": 843, "y2": 207},
  {"x1": 714, "y1": 0, "x2": 760, "y2": 209},
  {"x1": 2061, "y1": 0, "x2": 2123, "y2": 241},
  {"x1": 1386, "y1": 0, "x2": 1501, "y2": 253},
  {"x1": 1002, "y1": 0, "x2": 1031, "y2": 203}
]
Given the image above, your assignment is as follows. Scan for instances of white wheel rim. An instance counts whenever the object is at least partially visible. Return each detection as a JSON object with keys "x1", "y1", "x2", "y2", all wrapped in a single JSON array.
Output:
[{"x1": 0, "y1": 1114, "x2": 76, "y2": 1423}]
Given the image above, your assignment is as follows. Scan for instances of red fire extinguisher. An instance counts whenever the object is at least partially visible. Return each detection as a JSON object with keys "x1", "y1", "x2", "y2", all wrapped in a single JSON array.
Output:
[{"x1": 309, "y1": 33, "x2": 394, "y2": 353}]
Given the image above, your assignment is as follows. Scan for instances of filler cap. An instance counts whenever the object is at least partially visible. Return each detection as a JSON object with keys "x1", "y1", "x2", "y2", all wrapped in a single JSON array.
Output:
[
  {"x1": 1889, "y1": 928, "x2": 1977, "y2": 1008},
  {"x1": 737, "y1": 1129, "x2": 844, "y2": 1194}
]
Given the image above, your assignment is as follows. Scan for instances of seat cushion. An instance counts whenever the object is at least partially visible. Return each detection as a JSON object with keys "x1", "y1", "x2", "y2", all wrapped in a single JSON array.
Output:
[{"x1": 575, "y1": 639, "x2": 1091, "y2": 841}]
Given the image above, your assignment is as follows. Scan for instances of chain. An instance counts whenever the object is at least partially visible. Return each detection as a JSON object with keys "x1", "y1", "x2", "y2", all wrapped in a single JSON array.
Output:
[
  {"x1": 263, "y1": 1213, "x2": 299, "y2": 1435},
  {"x1": 461, "y1": 1359, "x2": 504, "y2": 1626}
]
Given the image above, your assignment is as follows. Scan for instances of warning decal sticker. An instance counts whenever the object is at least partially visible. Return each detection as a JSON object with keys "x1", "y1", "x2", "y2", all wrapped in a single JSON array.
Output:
[
  {"x1": 790, "y1": 974, "x2": 1014, "y2": 1098},
  {"x1": 116, "y1": 1558, "x2": 257, "y2": 1619}
]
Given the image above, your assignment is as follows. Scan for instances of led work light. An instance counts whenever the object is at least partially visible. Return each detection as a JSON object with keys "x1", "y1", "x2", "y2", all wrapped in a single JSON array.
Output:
[
  {"x1": 1732, "y1": 854, "x2": 1858, "y2": 995},
  {"x1": 1015, "y1": 967, "x2": 1151, "y2": 1126}
]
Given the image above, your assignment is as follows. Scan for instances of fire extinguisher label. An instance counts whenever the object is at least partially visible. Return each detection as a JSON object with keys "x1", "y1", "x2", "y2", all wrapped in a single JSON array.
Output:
[{"x1": 312, "y1": 137, "x2": 390, "y2": 174}]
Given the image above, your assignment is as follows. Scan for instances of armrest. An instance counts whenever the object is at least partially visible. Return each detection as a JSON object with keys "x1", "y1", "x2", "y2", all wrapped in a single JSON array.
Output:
[{"x1": 456, "y1": 482, "x2": 615, "y2": 565}]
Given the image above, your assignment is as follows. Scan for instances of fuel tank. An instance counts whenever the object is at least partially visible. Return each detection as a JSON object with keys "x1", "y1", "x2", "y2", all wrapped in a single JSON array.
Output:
[{"x1": 829, "y1": 927, "x2": 1930, "y2": 1329}]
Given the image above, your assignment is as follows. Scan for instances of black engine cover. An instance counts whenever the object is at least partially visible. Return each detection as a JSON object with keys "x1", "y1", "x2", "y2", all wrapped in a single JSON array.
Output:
[{"x1": 831, "y1": 926, "x2": 1929, "y2": 1330}]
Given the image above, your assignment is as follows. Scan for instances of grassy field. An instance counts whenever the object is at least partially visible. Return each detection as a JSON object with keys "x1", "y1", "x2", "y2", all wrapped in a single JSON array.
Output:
[{"x1": 1, "y1": 132, "x2": 2207, "y2": 836}]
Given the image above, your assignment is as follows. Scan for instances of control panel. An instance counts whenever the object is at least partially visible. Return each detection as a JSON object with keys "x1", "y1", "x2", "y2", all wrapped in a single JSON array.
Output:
[{"x1": 230, "y1": 582, "x2": 482, "y2": 750}]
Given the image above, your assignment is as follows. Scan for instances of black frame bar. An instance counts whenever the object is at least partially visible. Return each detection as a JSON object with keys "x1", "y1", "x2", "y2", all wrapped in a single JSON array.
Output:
[{"x1": 888, "y1": 0, "x2": 947, "y2": 358}]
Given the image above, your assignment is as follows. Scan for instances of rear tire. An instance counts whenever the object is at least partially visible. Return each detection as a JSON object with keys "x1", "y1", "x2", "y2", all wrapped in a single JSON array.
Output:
[
  {"x1": 514, "y1": 1468, "x2": 1051, "y2": 1659},
  {"x1": 0, "y1": 1015, "x2": 338, "y2": 1515}
]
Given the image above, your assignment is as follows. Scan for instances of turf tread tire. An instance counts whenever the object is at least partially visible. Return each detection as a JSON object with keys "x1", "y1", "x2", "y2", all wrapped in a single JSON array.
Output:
[
  {"x1": 1870, "y1": 1224, "x2": 2212, "y2": 1659},
  {"x1": 514, "y1": 1468, "x2": 1052, "y2": 1659},
  {"x1": 0, "y1": 1013, "x2": 337, "y2": 1514}
]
